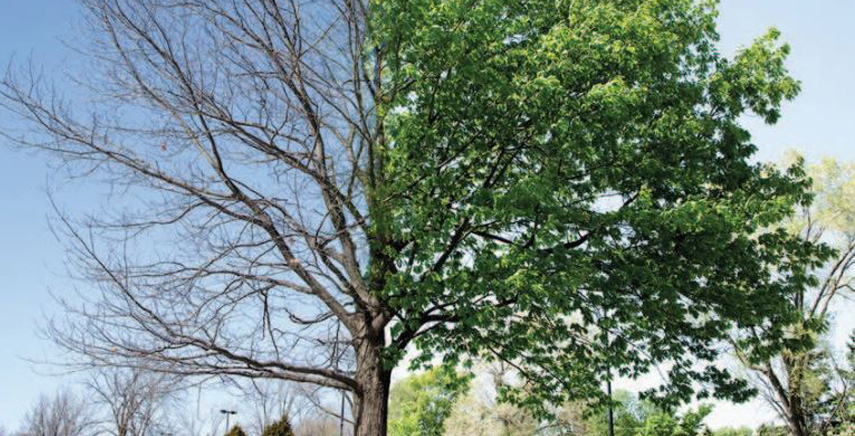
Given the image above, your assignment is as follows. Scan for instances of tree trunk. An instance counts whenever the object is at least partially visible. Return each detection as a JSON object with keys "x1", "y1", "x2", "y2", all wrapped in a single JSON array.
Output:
[
  {"x1": 354, "y1": 334, "x2": 391, "y2": 436},
  {"x1": 786, "y1": 399, "x2": 809, "y2": 436},
  {"x1": 786, "y1": 415, "x2": 808, "y2": 436},
  {"x1": 786, "y1": 354, "x2": 810, "y2": 436}
]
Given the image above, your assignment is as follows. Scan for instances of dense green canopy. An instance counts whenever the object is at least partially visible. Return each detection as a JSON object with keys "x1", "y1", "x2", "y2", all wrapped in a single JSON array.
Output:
[{"x1": 373, "y1": 0, "x2": 823, "y2": 410}]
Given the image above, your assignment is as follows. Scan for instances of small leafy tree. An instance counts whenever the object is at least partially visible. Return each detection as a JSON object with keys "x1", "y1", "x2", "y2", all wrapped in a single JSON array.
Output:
[
  {"x1": 388, "y1": 366, "x2": 470, "y2": 436},
  {"x1": 262, "y1": 415, "x2": 296, "y2": 436},
  {"x1": 584, "y1": 390, "x2": 657, "y2": 436},
  {"x1": 225, "y1": 425, "x2": 248, "y2": 436},
  {"x1": 584, "y1": 391, "x2": 710, "y2": 436},
  {"x1": 636, "y1": 405, "x2": 712, "y2": 436}
]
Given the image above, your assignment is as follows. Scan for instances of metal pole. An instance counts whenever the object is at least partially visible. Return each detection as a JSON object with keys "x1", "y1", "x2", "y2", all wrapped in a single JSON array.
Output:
[
  {"x1": 332, "y1": 320, "x2": 345, "y2": 436},
  {"x1": 339, "y1": 393, "x2": 346, "y2": 436},
  {"x1": 604, "y1": 307, "x2": 615, "y2": 436},
  {"x1": 220, "y1": 410, "x2": 237, "y2": 434},
  {"x1": 607, "y1": 377, "x2": 615, "y2": 436}
]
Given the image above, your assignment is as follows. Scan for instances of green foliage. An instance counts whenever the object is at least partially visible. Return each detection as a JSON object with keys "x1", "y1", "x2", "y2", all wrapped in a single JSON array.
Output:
[
  {"x1": 733, "y1": 156, "x2": 855, "y2": 435},
  {"x1": 707, "y1": 427, "x2": 753, "y2": 436},
  {"x1": 834, "y1": 332, "x2": 855, "y2": 432},
  {"x1": 804, "y1": 157, "x2": 855, "y2": 236},
  {"x1": 635, "y1": 405, "x2": 711, "y2": 436},
  {"x1": 585, "y1": 390, "x2": 657, "y2": 436},
  {"x1": 753, "y1": 425, "x2": 788, "y2": 436},
  {"x1": 442, "y1": 363, "x2": 543, "y2": 436},
  {"x1": 585, "y1": 391, "x2": 711, "y2": 436},
  {"x1": 388, "y1": 366, "x2": 470, "y2": 436},
  {"x1": 829, "y1": 421, "x2": 855, "y2": 436},
  {"x1": 262, "y1": 414, "x2": 295, "y2": 436},
  {"x1": 225, "y1": 425, "x2": 248, "y2": 436},
  {"x1": 372, "y1": 0, "x2": 825, "y2": 415}
]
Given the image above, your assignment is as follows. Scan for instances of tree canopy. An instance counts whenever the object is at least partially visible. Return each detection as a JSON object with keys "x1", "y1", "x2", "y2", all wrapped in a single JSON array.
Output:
[{"x1": 376, "y1": 0, "x2": 820, "y2": 410}]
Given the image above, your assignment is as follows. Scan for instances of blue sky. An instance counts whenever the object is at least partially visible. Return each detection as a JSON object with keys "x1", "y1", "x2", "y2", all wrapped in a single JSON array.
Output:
[{"x1": 1, "y1": 0, "x2": 854, "y2": 431}]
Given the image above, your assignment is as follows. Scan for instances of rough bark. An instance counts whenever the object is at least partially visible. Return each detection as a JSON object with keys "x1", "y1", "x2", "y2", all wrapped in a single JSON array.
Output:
[{"x1": 354, "y1": 333, "x2": 391, "y2": 436}]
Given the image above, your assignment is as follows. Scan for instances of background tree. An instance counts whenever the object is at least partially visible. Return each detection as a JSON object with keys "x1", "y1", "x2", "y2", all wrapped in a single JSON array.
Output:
[
  {"x1": 171, "y1": 405, "x2": 223, "y2": 436},
  {"x1": 733, "y1": 156, "x2": 855, "y2": 436},
  {"x1": 445, "y1": 380, "x2": 713, "y2": 436},
  {"x1": 443, "y1": 362, "x2": 541, "y2": 436},
  {"x1": 580, "y1": 391, "x2": 711, "y2": 436},
  {"x1": 293, "y1": 415, "x2": 348, "y2": 436},
  {"x1": 635, "y1": 405, "x2": 711, "y2": 436},
  {"x1": 826, "y1": 332, "x2": 855, "y2": 435},
  {"x1": 387, "y1": 366, "x2": 469, "y2": 436},
  {"x1": 239, "y1": 380, "x2": 304, "y2": 436},
  {"x1": 0, "y1": 0, "x2": 822, "y2": 434},
  {"x1": 583, "y1": 390, "x2": 656, "y2": 436},
  {"x1": 85, "y1": 367, "x2": 178, "y2": 436},
  {"x1": 19, "y1": 390, "x2": 95, "y2": 436}
]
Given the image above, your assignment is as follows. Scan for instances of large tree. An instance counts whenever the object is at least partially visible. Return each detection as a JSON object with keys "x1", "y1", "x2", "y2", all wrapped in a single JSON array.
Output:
[{"x1": 0, "y1": 0, "x2": 821, "y2": 434}]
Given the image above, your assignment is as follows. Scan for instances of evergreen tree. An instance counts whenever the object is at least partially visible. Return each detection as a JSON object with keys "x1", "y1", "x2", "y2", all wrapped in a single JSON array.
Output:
[
  {"x1": 262, "y1": 414, "x2": 296, "y2": 436},
  {"x1": 225, "y1": 425, "x2": 248, "y2": 436}
]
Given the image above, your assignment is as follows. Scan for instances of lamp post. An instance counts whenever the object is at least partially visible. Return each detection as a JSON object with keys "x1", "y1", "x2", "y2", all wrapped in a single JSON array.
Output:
[
  {"x1": 220, "y1": 409, "x2": 237, "y2": 432},
  {"x1": 603, "y1": 308, "x2": 615, "y2": 436},
  {"x1": 333, "y1": 320, "x2": 346, "y2": 436},
  {"x1": 607, "y1": 377, "x2": 615, "y2": 436}
]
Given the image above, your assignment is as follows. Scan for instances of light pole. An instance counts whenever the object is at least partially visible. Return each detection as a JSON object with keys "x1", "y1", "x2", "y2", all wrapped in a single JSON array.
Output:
[
  {"x1": 220, "y1": 409, "x2": 237, "y2": 433},
  {"x1": 607, "y1": 377, "x2": 615, "y2": 436},
  {"x1": 333, "y1": 320, "x2": 346, "y2": 436},
  {"x1": 603, "y1": 308, "x2": 615, "y2": 436}
]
